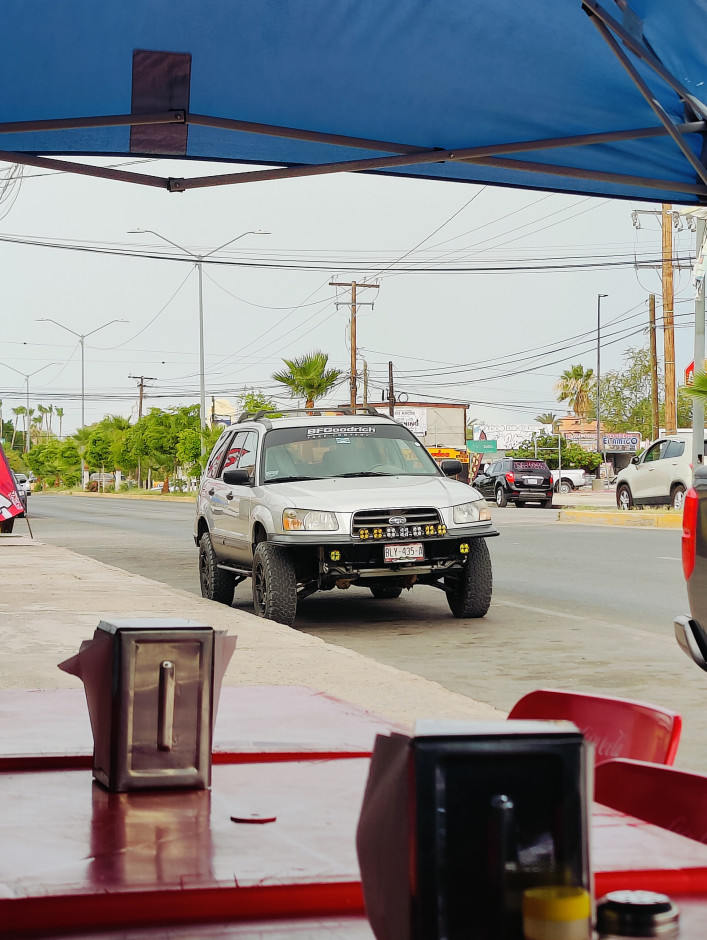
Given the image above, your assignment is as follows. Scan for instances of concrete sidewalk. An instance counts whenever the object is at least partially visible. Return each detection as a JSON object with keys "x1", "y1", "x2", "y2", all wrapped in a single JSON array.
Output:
[{"x1": 0, "y1": 534, "x2": 503, "y2": 727}]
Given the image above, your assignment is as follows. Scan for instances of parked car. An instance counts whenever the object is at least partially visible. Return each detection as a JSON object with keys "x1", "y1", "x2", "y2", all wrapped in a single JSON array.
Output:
[
  {"x1": 550, "y1": 468, "x2": 590, "y2": 493},
  {"x1": 474, "y1": 457, "x2": 554, "y2": 508},
  {"x1": 194, "y1": 408, "x2": 498, "y2": 626},
  {"x1": 615, "y1": 435, "x2": 702, "y2": 511},
  {"x1": 11, "y1": 472, "x2": 27, "y2": 516}
]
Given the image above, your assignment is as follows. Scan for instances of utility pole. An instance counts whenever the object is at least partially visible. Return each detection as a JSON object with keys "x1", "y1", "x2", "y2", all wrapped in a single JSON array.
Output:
[
  {"x1": 694, "y1": 215, "x2": 707, "y2": 467},
  {"x1": 329, "y1": 279, "x2": 379, "y2": 409},
  {"x1": 362, "y1": 361, "x2": 368, "y2": 406},
  {"x1": 388, "y1": 360, "x2": 396, "y2": 416},
  {"x1": 596, "y1": 293, "x2": 608, "y2": 453},
  {"x1": 129, "y1": 374, "x2": 157, "y2": 420},
  {"x1": 648, "y1": 294, "x2": 660, "y2": 440},
  {"x1": 662, "y1": 203, "x2": 677, "y2": 433}
]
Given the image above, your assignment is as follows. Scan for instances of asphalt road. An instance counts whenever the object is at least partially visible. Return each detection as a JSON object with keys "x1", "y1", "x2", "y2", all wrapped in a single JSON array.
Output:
[{"x1": 25, "y1": 493, "x2": 707, "y2": 772}]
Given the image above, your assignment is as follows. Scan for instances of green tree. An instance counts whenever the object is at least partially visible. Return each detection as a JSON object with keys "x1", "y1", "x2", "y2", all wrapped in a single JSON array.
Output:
[
  {"x1": 508, "y1": 434, "x2": 602, "y2": 472},
  {"x1": 84, "y1": 429, "x2": 113, "y2": 471},
  {"x1": 554, "y1": 364, "x2": 595, "y2": 418},
  {"x1": 273, "y1": 351, "x2": 342, "y2": 409},
  {"x1": 238, "y1": 388, "x2": 279, "y2": 416},
  {"x1": 11, "y1": 407, "x2": 25, "y2": 450}
]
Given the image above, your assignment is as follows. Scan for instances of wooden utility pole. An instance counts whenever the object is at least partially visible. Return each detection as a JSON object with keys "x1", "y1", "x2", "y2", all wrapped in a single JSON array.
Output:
[
  {"x1": 329, "y1": 280, "x2": 378, "y2": 409},
  {"x1": 648, "y1": 294, "x2": 660, "y2": 440},
  {"x1": 128, "y1": 374, "x2": 157, "y2": 420},
  {"x1": 662, "y1": 204, "x2": 676, "y2": 433},
  {"x1": 363, "y1": 361, "x2": 368, "y2": 405}
]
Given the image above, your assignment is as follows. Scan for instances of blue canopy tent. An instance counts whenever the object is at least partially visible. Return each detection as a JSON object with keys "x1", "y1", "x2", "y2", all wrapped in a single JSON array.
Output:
[{"x1": 1, "y1": 0, "x2": 707, "y2": 204}]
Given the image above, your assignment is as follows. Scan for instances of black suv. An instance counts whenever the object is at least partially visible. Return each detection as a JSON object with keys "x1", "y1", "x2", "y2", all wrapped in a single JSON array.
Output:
[{"x1": 475, "y1": 457, "x2": 554, "y2": 508}]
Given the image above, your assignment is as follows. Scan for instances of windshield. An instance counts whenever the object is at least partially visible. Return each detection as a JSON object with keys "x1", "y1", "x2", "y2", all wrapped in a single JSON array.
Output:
[{"x1": 261, "y1": 423, "x2": 440, "y2": 482}]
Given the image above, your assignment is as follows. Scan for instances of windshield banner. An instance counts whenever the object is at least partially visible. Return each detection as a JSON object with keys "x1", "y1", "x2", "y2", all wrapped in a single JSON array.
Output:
[{"x1": 0, "y1": 443, "x2": 24, "y2": 522}]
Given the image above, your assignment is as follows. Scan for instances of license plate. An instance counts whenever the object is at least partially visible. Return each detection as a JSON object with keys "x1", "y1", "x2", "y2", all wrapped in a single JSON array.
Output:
[
  {"x1": 384, "y1": 542, "x2": 424, "y2": 563},
  {"x1": 524, "y1": 477, "x2": 541, "y2": 485}
]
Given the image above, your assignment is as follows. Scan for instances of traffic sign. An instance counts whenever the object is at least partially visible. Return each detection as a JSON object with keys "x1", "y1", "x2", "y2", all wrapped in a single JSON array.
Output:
[{"x1": 686, "y1": 360, "x2": 695, "y2": 385}]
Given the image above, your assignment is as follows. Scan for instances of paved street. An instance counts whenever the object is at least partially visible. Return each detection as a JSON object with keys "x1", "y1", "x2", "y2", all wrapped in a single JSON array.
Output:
[{"x1": 24, "y1": 493, "x2": 707, "y2": 772}]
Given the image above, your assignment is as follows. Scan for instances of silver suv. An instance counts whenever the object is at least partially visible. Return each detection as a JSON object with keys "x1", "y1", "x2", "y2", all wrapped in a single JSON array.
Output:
[
  {"x1": 194, "y1": 408, "x2": 498, "y2": 627},
  {"x1": 615, "y1": 434, "x2": 702, "y2": 511}
]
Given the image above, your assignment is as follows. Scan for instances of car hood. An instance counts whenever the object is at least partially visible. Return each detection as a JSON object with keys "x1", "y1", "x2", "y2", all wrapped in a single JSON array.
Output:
[{"x1": 259, "y1": 474, "x2": 483, "y2": 511}]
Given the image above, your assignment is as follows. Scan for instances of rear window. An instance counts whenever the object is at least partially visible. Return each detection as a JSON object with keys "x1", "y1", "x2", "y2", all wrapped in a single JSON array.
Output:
[{"x1": 512, "y1": 460, "x2": 549, "y2": 472}]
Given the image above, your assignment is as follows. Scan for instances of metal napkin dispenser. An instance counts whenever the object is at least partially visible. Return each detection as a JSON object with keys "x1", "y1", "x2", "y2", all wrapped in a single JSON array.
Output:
[{"x1": 59, "y1": 618, "x2": 237, "y2": 792}]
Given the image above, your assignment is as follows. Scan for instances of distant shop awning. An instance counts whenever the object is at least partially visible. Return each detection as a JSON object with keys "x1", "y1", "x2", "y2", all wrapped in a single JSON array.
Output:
[{"x1": 2, "y1": 1, "x2": 707, "y2": 203}]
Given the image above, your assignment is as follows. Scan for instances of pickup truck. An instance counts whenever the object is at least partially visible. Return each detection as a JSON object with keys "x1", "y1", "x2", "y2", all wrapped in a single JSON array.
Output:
[{"x1": 551, "y1": 468, "x2": 590, "y2": 494}]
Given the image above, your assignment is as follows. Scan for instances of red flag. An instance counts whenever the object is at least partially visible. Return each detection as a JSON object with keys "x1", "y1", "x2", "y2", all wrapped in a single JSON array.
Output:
[{"x1": 0, "y1": 443, "x2": 24, "y2": 521}]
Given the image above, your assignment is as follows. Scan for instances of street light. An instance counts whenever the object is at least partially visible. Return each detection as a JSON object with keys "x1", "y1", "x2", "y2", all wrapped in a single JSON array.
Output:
[
  {"x1": 36, "y1": 318, "x2": 128, "y2": 428},
  {"x1": 128, "y1": 228, "x2": 270, "y2": 453},
  {"x1": 1, "y1": 362, "x2": 59, "y2": 452},
  {"x1": 596, "y1": 293, "x2": 608, "y2": 454}
]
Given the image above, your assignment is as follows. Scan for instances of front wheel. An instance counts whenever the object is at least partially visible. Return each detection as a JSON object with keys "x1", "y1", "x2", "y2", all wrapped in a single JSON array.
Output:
[
  {"x1": 495, "y1": 487, "x2": 508, "y2": 508},
  {"x1": 199, "y1": 532, "x2": 236, "y2": 604},
  {"x1": 445, "y1": 539, "x2": 492, "y2": 618},
  {"x1": 671, "y1": 484, "x2": 686, "y2": 511},
  {"x1": 617, "y1": 484, "x2": 633, "y2": 511},
  {"x1": 556, "y1": 479, "x2": 573, "y2": 494},
  {"x1": 252, "y1": 542, "x2": 298, "y2": 627}
]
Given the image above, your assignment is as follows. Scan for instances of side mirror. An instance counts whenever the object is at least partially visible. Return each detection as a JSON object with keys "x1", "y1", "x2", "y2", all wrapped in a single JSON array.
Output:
[
  {"x1": 440, "y1": 458, "x2": 463, "y2": 477},
  {"x1": 675, "y1": 616, "x2": 707, "y2": 672},
  {"x1": 222, "y1": 467, "x2": 252, "y2": 486},
  {"x1": 630, "y1": 455, "x2": 640, "y2": 465}
]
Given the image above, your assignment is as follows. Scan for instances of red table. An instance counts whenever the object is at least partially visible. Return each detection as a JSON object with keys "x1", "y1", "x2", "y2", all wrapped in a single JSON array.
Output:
[{"x1": 3, "y1": 689, "x2": 707, "y2": 938}]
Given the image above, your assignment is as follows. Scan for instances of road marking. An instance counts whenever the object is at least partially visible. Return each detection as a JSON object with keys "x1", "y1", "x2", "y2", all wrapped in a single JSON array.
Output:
[
  {"x1": 494, "y1": 599, "x2": 676, "y2": 643},
  {"x1": 658, "y1": 556, "x2": 680, "y2": 561}
]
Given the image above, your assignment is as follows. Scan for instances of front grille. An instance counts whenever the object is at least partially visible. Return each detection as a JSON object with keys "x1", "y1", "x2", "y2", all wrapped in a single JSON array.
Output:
[{"x1": 352, "y1": 507, "x2": 444, "y2": 541}]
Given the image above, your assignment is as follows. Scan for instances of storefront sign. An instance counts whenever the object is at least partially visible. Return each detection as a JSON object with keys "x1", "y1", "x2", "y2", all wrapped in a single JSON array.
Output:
[
  {"x1": 394, "y1": 407, "x2": 427, "y2": 435},
  {"x1": 602, "y1": 433, "x2": 641, "y2": 453},
  {"x1": 466, "y1": 439, "x2": 497, "y2": 453}
]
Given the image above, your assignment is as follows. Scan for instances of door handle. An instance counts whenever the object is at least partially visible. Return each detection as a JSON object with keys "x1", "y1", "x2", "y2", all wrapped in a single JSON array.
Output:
[
  {"x1": 226, "y1": 492, "x2": 234, "y2": 501},
  {"x1": 208, "y1": 488, "x2": 215, "y2": 496}
]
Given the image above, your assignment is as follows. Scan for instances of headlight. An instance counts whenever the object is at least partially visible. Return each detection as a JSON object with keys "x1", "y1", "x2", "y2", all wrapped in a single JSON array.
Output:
[
  {"x1": 283, "y1": 508, "x2": 339, "y2": 531},
  {"x1": 453, "y1": 500, "x2": 492, "y2": 524}
]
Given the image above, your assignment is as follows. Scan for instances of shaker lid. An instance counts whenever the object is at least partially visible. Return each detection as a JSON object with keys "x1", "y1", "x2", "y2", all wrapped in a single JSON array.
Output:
[{"x1": 596, "y1": 890, "x2": 680, "y2": 937}]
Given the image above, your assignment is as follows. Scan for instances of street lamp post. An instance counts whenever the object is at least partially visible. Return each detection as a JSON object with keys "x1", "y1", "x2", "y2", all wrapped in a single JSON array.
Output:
[
  {"x1": 1, "y1": 362, "x2": 59, "y2": 452},
  {"x1": 596, "y1": 293, "x2": 608, "y2": 454},
  {"x1": 36, "y1": 318, "x2": 128, "y2": 428},
  {"x1": 128, "y1": 228, "x2": 269, "y2": 453}
]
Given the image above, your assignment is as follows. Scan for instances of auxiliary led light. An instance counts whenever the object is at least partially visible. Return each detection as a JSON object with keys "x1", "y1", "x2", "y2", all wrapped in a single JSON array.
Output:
[
  {"x1": 460, "y1": 543, "x2": 469, "y2": 554},
  {"x1": 330, "y1": 550, "x2": 341, "y2": 561}
]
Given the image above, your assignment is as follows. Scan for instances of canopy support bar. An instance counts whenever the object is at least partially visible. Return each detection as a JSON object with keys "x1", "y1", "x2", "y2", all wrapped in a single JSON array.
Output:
[
  {"x1": 588, "y1": 13, "x2": 707, "y2": 190},
  {"x1": 0, "y1": 150, "x2": 167, "y2": 188},
  {"x1": 581, "y1": 0, "x2": 707, "y2": 122}
]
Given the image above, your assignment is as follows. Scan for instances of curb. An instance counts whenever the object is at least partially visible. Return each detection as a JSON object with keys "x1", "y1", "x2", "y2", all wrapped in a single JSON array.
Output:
[
  {"x1": 37, "y1": 491, "x2": 196, "y2": 503},
  {"x1": 559, "y1": 508, "x2": 683, "y2": 528}
]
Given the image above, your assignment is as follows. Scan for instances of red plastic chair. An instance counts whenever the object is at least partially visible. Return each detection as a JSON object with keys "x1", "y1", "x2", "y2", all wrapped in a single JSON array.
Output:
[
  {"x1": 507, "y1": 688, "x2": 681, "y2": 766},
  {"x1": 595, "y1": 758, "x2": 707, "y2": 844}
]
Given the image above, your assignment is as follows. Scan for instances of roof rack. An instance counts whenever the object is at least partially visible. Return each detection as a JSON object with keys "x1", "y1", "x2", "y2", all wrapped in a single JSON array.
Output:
[{"x1": 236, "y1": 405, "x2": 395, "y2": 424}]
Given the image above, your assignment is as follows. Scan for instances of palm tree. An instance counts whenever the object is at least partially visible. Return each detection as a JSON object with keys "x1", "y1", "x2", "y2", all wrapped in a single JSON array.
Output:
[
  {"x1": 554, "y1": 365, "x2": 595, "y2": 419},
  {"x1": 11, "y1": 407, "x2": 25, "y2": 449},
  {"x1": 536, "y1": 412, "x2": 560, "y2": 430},
  {"x1": 30, "y1": 412, "x2": 43, "y2": 447},
  {"x1": 37, "y1": 404, "x2": 49, "y2": 442},
  {"x1": 55, "y1": 406, "x2": 64, "y2": 440},
  {"x1": 273, "y1": 351, "x2": 342, "y2": 409}
]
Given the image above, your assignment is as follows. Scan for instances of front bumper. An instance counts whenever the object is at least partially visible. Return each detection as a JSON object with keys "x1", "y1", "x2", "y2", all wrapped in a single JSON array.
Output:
[{"x1": 268, "y1": 524, "x2": 498, "y2": 547}]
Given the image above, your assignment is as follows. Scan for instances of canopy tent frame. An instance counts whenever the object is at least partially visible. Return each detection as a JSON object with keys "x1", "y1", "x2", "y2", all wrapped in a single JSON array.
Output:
[{"x1": 1, "y1": 1, "x2": 706, "y2": 202}]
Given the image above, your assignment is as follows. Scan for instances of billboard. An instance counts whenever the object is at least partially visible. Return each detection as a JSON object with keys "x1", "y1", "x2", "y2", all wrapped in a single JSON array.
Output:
[
  {"x1": 473, "y1": 425, "x2": 549, "y2": 451},
  {"x1": 393, "y1": 408, "x2": 428, "y2": 436}
]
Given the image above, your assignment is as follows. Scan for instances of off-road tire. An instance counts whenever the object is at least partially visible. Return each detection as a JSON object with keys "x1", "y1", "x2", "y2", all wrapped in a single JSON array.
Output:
[
  {"x1": 369, "y1": 585, "x2": 403, "y2": 599},
  {"x1": 617, "y1": 484, "x2": 633, "y2": 511},
  {"x1": 671, "y1": 484, "x2": 686, "y2": 511},
  {"x1": 252, "y1": 542, "x2": 298, "y2": 627},
  {"x1": 199, "y1": 532, "x2": 236, "y2": 604},
  {"x1": 495, "y1": 487, "x2": 508, "y2": 508},
  {"x1": 444, "y1": 539, "x2": 493, "y2": 619}
]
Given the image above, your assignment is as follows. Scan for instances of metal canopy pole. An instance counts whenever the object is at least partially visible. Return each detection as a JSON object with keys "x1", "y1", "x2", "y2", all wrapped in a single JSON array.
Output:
[
  {"x1": 0, "y1": 116, "x2": 705, "y2": 194},
  {"x1": 694, "y1": 216, "x2": 707, "y2": 468},
  {"x1": 587, "y1": 15, "x2": 707, "y2": 190},
  {"x1": 581, "y1": 0, "x2": 707, "y2": 122}
]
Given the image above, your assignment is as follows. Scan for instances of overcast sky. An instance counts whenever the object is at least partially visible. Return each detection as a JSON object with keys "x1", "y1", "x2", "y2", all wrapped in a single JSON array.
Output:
[{"x1": 0, "y1": 156, "x2": 699, "y2": 436}]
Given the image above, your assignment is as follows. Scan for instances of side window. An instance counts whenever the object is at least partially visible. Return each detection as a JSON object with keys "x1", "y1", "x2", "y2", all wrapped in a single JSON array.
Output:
[
  {"x1": 206, "y1": 430, "x2": 236, "y2": 478},
  {"x1": 222, "y1": 431, "x2": 247, "y2": 474},
  {"x1": 642, "y1": 442, "x2": 665, "y2": 463},
  {"x1": 236, "y1": 431, "x2": 259, "y2": 477},
  {"x1": 487, "y1": 462, "x2": 498, "y2": 475},
  {"x1": 664, "y1": 440, "x2": 685, "y2": 459}
]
